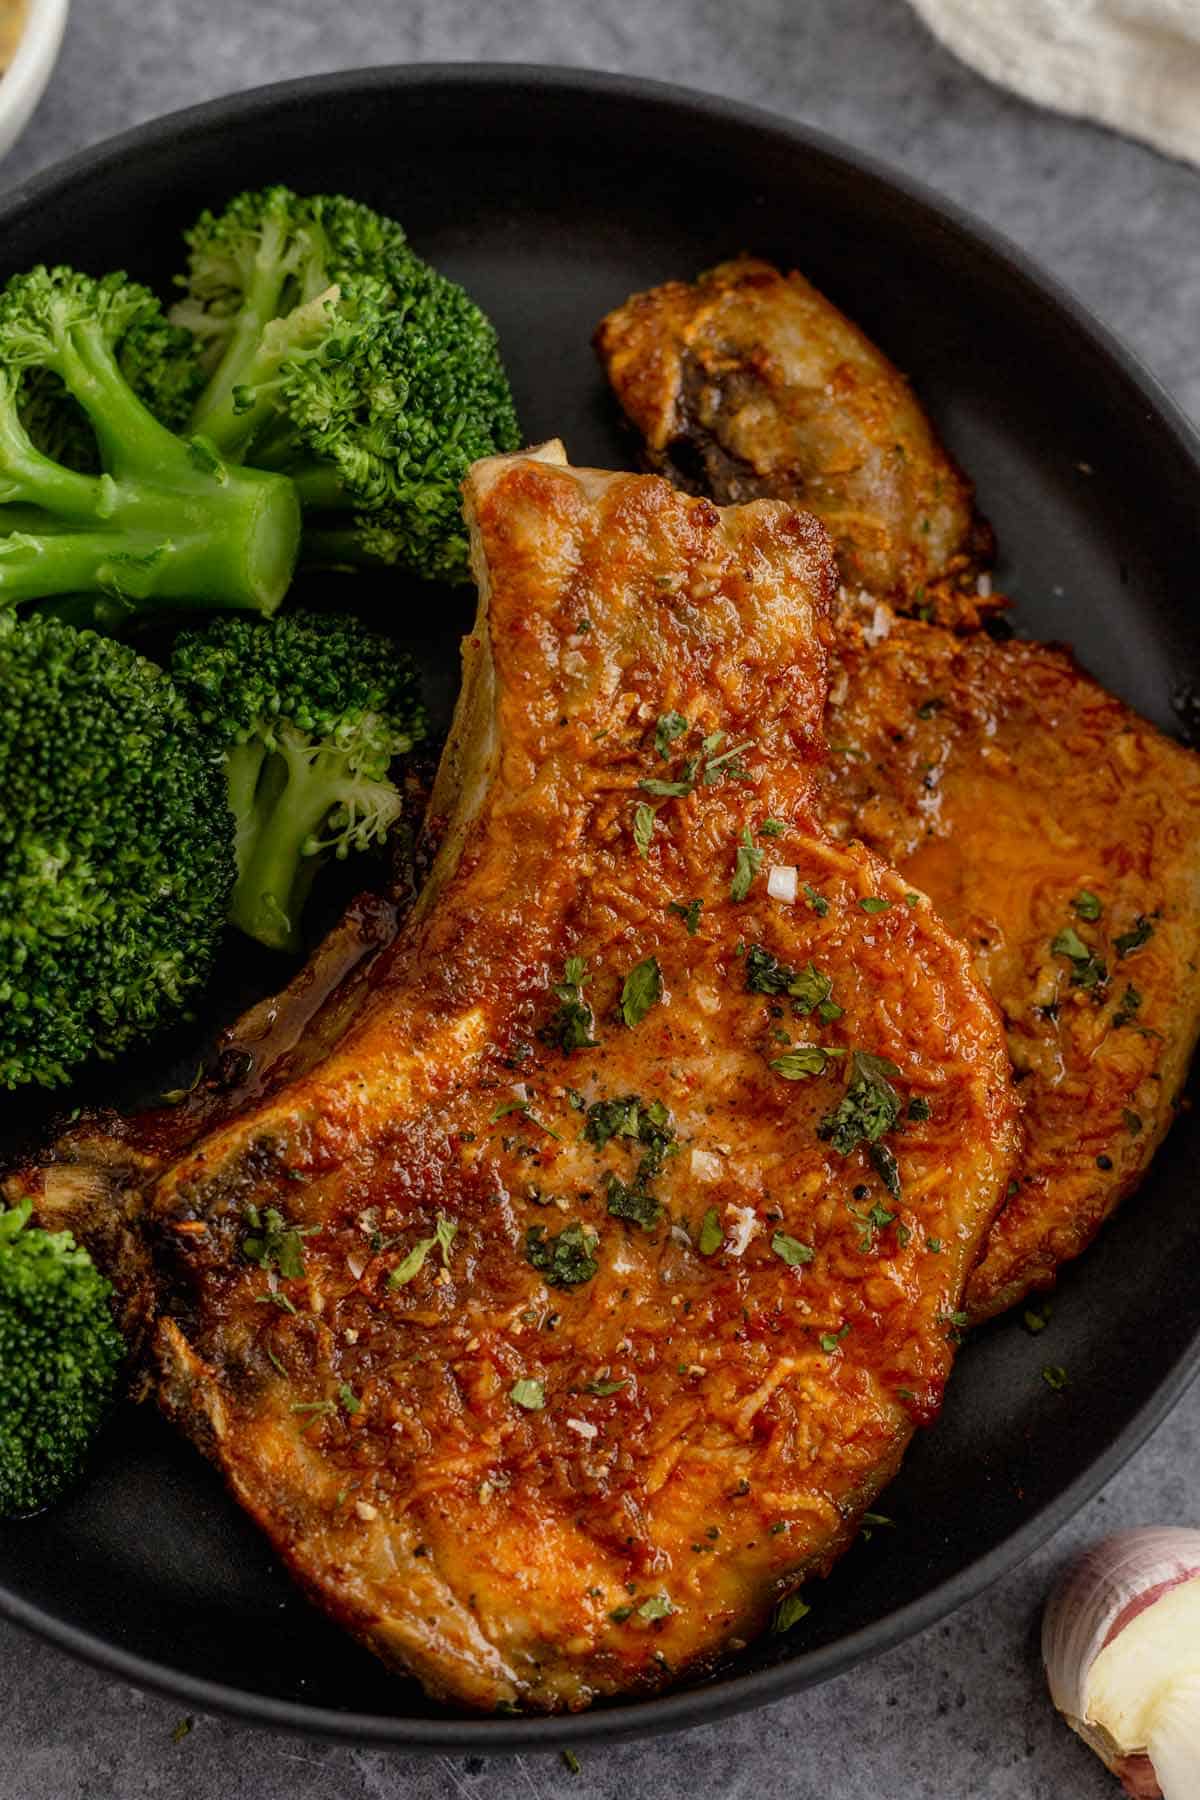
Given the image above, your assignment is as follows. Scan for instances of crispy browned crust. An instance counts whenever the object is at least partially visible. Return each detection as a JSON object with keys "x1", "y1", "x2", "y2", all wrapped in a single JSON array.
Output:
[
  {"x1": 826, "y1": 611, "x2": 1200, "y2": 1321},
  {"x1": 596, "y1": 257, "x2": 996, "y2": 625},
  {"x1": 596, "y1": 260, "x2": 1200, "y2": 1324},
  {"x1": 146, "y1": 451, "x2": 1016, "y2": 1712}
]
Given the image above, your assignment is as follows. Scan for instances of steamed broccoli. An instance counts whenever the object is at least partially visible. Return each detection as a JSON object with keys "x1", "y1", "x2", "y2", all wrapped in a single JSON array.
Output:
[
  {"x1": 17, "y1": 305, "x2": 204, "y2": 474},
  {"x1": 171, "y1": 609, "x2": 424, "y2": 953},
  {"x1": 0, "y1": 1196, "x2": 124, "y2": 1516},
  {"x1": 169, "y1": 187, "x2": 521, "y2": 583},
  {"x1": 0, "y1": 266, "x2": 300, "y2": 627},
  {"x1": 0, "y1": 611, "x2": 234, "y2": 1088}
]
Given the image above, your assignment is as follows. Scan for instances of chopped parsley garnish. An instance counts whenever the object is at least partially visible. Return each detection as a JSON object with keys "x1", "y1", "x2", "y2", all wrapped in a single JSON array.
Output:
[
  {"x1": 907, "y1": 1096, "x2": 932, "y2": 1121},
  {"x1": 926, "y1": 1237, "x2": 943, "y2": 1254},
  {"x1": 584, "y1": 1094, "x2": 673, "y2": 1164},
  {"x1": 1122, "y1": 1108, "x2": 1143, "y2": 1136},
  {"x1": 242, "y1": 1205, "x2": 309, "y2": 1280},
  {"x1": 668, "y1": 897, "x2": 703, "y2": 934},
  {"x1": 633, "y1": 800, "x2": 661, "y2": 860},
  {"x1": 730, "y1": 827, "x2": 763, "y2": 902},
  {"x1": 1023, "y1": 1299, "x2": 1051, "y2": 1334},
  {"x1": 655, "y1": 711, "x2": 689, "y2": 757},
  {"x1": 1042, "y1": 1365, "x2": 1068, "y2": 1393},
  {"x1": 771, "y1": 1045, "x2": 839, "y2": 1079},
  {"x1": 915, "y1": 698, "x2": 942, "y2": 719},
  {"x1": 820, "y1": 1051, "x2": 903, "y2": 1157},
  {"x1": 771, "y1": 1230, "x2": 814, "y2": 1267},
  {"x1": 744, "y1": 944, "x2": 794, "y2": 994},
  {"x1": 869, "y1": 1141, "x2": 902, "y2": 1201},
  {"x1": 698, "y1": 1208, "x2": 724, "y2": 1256},
  {"x1": 337, "y1": 1382, "x2": 362, "y2": 1416},
  {"x1": 802, "y1": 883, "x2": 829, "y2": 917},
  {"x1": 605, "y1": 1175, "x2": 661, "y2": 1228},
  {"x1": 584, "y1": 1095, "x2": 643, "y2": 1149},
  {"x1": 939, "y1": 1309, "x2": 970, "y2": 1329},
  {"x1": 583, "y1": 1377, "x2": 628, "y2": 1396},
  {"x1": 541, "y1": 955, "x2": 598, "y2": 1053},
  {"x1": 562, "y1": 1750, "x2": 582, "y2": 1777},
  {"x1": 435, "y1": 1216, "x2": 457, "y2": 1266},
  {"x1": 1113, "y1": 983, "x2": 1143, "y2": 1028},
  {"x1": 510, "y1": 1377, "x2": 545, "y2": 1411},
  {"x1": 639, "y1": 723, "x2": 754, "y2": 800},
  {"x1": 848, "y1": 1197, "x2": 896, "y2": 1252},
  {"x1": 637, "y1": 1593, "x2": 675, "y2": 1621},
  {"x1": 703, "y1": 737, "x2": 754, "y2": 784},
  {"x1": 620, "y1": 956, "x2": 662, "y2": 1028},
  {"x1": 744, "y1": 946, "x2": 841, "y2": 1018},
  {"x1": 820, "y1": 1323, "x2": 851, "y2": 1353},
  {"x1": 639, "y1": 769, "x2": 697, "y2": 799},
  {"x1": 586, "y1": 1093, "x2": 675, "y2": 1224},
  {"x1": 760, "y1": 818, "x2": 786, "y2": 838},
  {"x1": 525, "y1": 1222, "x2": 599, "y2": 1287},
  {"x1": 1051, "y1": 925, "x2": 1108, "y2": 991},
  {"x1": 904, "y1": 892, "x2": 921, "y2": 909},
  {"x1": 858, "y1": 896, "x2": 891, "y2": 914},
  {"x1": 489, "y1": 1100, "x2": 562, "y2": 1139},
  {"x1": 290, "y1": 1399, "x2": 336, "y2": 1418},
  {"x1": 1116, "y1": 914, "x2": 1155, "y2": 958},
  {"x1": 1072, "y1": 890, "x2": 1103, "y2": 921},
  {"x1": 387, "y1": 1213, "x2": 458, "y2": 1289},
  {"x1": 772, "y1": 1593, "x2": 810, "y2": 1633}
]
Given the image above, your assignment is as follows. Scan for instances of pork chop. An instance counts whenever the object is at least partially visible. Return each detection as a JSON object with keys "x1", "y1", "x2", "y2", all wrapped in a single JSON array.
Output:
[
  {"x1": 595, "y1": 256, "x2": 995, "y2": 625},
  {"x1": 596, "y1": 262, "x2": 1200, "y2": 1323},
  {"x1": 50, "y1": 447, "x2": 1014, "y2": 1713},
  {"x1": 828, "y1": 613, "x2": 1200, "y2": 1320}
]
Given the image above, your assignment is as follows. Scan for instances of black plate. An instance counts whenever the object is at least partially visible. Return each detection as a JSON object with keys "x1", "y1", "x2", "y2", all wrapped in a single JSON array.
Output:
[{"x1": 1, "y1": 64, "x2": 1199, "y2": 1749}]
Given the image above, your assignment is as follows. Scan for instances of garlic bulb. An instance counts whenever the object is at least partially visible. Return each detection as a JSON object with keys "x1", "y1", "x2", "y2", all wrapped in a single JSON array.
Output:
[{"x1": 1043, "y1": 1527, "x2": 1200, "y2": 1797}]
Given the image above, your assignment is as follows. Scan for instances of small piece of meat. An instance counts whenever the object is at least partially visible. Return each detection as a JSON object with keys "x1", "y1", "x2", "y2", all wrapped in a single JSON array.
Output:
[
  {"x1": 596, "y1": 256, "x2": 995, "y2": 624},
  {"x1": 826, "y1": 610, "x2": 1200, "y2": 1321},
  {"x1": 136, "y1": 448, "x2": 1015, "y2": 1711},
  {"x1": 597, "y1": 262, "x2": 1200, "y2": 1324}
]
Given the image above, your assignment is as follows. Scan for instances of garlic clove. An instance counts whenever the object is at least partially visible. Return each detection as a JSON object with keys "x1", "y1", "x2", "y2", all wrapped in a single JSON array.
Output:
[{"x1": 1044, "y1": 1528, "x2": 1200, "y2": 1797}]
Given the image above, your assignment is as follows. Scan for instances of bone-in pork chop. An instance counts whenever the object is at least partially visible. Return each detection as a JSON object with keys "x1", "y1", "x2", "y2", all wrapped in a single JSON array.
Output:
[
  {"x1": 596, "y1": 263, "x2": 1200, "y2": 1323},
  {"x1": 595, "y1": 255, "x2": 994, "y2": 625},
  {"x1": 65, "y1": 448, "x2": 1014, "y2": 1712}
]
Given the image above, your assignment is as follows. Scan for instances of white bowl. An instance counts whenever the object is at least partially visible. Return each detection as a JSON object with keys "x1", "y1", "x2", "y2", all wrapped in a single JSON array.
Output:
[{"x1": 0, "y1": 0, "x2": 68, "y2": 163}]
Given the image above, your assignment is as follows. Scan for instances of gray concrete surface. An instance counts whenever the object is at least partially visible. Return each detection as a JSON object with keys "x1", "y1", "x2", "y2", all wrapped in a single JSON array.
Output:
[{"x1": 1, "y1": 1, "x2": 1198, "y2": 1795}]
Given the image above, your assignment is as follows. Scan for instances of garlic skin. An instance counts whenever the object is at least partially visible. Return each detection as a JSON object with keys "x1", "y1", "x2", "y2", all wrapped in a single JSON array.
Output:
[{"x1": 1043, "y1": 1527, "x2": 1200, "y2": 1797}]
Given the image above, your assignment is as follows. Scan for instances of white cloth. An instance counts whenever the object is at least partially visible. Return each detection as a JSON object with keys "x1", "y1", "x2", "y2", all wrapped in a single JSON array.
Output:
[{"x1": 906, "y1": 0, "x2": 1200, "y2": 167}]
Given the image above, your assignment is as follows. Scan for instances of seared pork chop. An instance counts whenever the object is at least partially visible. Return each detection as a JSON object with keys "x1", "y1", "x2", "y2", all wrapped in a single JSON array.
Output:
[
  {"x1": 828, "y1": 614, "x2": 1200, "y2": 1320},
  {"x1": 597, "y1": 263, "x2": 1200, "y2": 1323},
  {"x1": 595, "y1": 256, "x2": 994, "y2": 626},
  {"x1": 36, "y1": 448, "x2": 1014, "y2": 1712}
]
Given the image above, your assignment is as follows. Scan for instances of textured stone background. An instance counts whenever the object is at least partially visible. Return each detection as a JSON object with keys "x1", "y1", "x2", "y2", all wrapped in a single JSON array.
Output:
[{"x1": 2, "y1": 2, "x2": 1198, "y2": 1795}]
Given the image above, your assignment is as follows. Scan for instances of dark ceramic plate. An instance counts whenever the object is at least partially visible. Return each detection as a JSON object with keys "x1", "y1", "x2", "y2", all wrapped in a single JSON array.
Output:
[{"x1": 1, "y1": 64, "x2": 1198, "y2": 1750}]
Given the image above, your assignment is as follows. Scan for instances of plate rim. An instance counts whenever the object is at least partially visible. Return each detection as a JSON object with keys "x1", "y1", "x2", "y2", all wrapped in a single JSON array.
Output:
[{"x1": 2, "y1": 58, "x2": 1199, "y2": 1750}]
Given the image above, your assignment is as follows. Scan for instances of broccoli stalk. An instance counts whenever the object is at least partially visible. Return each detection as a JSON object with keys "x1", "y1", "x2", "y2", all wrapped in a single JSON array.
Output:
[
  {"x1": 0, "y1": 1196, "x2": 124, "y2": 1516},
  {"x1": 0, "y1": 267, "x2": 300, "y2": 620},
  {"x1": 172, "y1": 610, "x2": 425, "y2": 953},
  {"x1": 170, "y1": 188, "x2": 521, "y2": 584}
]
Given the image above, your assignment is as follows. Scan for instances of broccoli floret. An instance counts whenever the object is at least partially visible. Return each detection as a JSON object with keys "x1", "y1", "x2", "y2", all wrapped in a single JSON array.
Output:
[
  {"x1": 18, "y1": 308, "x2": 205, "y2": 473},
  {"x1": 0, "y1": 611, "x2": 235, "y2": 1088},
  {"x1": 0, "y1": 1196, "x2": 124, "y2": 1516},
  {"x1": 170, "y1": 188, "x2": 521, "y2": 584},
  {"x1": 171, "y1": 609, "x2": 424, "y2": 953},
  {"x1": 0, "y1": 266, "x2": 300, "y2": 625}
]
